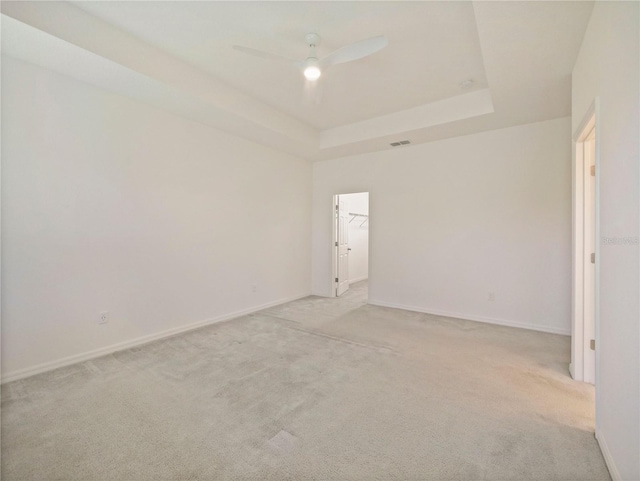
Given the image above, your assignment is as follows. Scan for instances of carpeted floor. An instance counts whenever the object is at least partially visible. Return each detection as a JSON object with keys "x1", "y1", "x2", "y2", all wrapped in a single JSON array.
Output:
[{"x1": 1, "y1": 281, "x2": 611, "y2": 480}]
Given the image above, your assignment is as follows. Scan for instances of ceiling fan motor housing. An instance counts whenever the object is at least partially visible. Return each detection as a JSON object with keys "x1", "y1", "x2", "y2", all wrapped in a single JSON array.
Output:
[{"x1": 305, "y1": 33, "x2": 321, "y2": 48}]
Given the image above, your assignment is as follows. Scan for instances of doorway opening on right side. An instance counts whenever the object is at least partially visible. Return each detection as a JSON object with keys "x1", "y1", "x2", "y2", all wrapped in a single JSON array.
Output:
[{"x1": 571, "y1": 100, "x2": 599, "y2": 397}]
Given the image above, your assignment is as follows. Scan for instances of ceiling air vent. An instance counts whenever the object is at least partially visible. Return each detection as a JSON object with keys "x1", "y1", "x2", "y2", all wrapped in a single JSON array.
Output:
[{"x1": 390, "y1": 140, "x2": 411, "y2": 147}]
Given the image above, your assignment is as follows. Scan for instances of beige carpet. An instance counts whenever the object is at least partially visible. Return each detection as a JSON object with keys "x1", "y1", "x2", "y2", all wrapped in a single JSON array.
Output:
[{"x1": 1, "y1": 282, "x2": 610, "y2": 480}]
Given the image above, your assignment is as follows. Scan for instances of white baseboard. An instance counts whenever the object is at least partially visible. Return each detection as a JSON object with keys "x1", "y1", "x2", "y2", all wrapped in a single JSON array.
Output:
[
  {"x1": 349, "y1": 276, "x2": 368, "y2": 284},
  {"x1": 1, "y1": 292, "x2": 311, "y2": 384},
  {"x1": 367, "y1": 299, "x2": 571, "y2": 336},
  {"x1": 595, "y1": 429, "x2": 621, "y2": 481}
]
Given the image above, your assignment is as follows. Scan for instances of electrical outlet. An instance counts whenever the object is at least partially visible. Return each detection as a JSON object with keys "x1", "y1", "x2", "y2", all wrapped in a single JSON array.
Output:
[
  {"x1": 98, "y1": 311, "x2": 109, "y2": 324},
  {"x1": 488, "y1": 292, "x2": 495, "y2": 302}
]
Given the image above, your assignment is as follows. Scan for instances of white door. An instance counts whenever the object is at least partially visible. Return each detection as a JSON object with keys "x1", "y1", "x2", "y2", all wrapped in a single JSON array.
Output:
[
  {"x1": 584, "y1": 130, "x2": 596, "y2": 384},
  {"x1": 336, "y1": 198, "x2": 350, "y2": 296}
]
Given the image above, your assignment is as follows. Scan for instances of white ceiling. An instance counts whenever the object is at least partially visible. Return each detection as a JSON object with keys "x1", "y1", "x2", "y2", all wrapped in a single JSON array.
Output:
[
  {"x1": 1, "y1": 1, "x2": 594, "y2": 161},
  {"x1": 72, "y1": 1, "x2": 489, "y2": 131}
]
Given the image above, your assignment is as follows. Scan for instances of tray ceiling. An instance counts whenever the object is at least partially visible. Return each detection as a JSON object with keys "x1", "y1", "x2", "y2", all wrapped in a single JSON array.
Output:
[{"x1": 1, "y1": 1, "x2": 594, "y2": 161}]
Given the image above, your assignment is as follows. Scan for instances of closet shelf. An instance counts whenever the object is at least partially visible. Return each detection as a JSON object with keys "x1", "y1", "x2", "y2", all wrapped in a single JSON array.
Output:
[{"x1": 348, "y1": 212, "x2": 369, "y2": 227}]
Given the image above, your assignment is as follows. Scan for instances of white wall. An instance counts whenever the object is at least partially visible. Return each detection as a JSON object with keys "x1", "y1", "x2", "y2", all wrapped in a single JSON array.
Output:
[
  {"x1": 1, "y1": 56, "x2": 312, "y2": 380},
  {"x1": 339, "y1": 192, "x2": 369, "y2": 283},
  {"x1": 572, "y1": 3, "x2": 639, "y2": 479},
  {"x1": 313, "y1": 117, "x2": 572, "y2": 335}
]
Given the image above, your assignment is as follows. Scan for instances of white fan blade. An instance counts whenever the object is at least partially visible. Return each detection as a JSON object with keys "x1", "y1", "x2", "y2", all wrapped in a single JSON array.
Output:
[
  {"x1": 232, "y1": 45, "x2": 303, "y2": 68},
  {"x1": 319, "y1": 36, "x2": 388, "y2": 69}
]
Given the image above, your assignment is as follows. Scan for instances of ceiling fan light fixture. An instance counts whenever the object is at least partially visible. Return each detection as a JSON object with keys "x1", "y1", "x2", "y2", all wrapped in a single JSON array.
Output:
[
  {"x1": 234, "y1": 33, "x2": 388, "y2": 88},
  {"x1": 304, "y1": 64, "x2": 321, "y2": 81}
]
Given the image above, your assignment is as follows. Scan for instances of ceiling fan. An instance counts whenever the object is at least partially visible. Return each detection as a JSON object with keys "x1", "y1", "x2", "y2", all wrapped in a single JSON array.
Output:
[{"x1": 233, "y1": 33, "x2": 388, "y2": 82}]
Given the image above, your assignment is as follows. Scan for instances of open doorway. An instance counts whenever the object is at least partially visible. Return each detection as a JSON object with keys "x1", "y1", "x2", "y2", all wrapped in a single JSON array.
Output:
[
  {"x1": 571, "y1": 102, "x2": 599, "y2": 389},
  {"x1": 332, "y1": 192, "x2": 369, "y2": 299}
]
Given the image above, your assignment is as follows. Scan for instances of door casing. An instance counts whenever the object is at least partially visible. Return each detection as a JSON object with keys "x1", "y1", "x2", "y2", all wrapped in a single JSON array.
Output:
[{"x1": 571, "y1": 99, "x2": 600, "y2": 405}]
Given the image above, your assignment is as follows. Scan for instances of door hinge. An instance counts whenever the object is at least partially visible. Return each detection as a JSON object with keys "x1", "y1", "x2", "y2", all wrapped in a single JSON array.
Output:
[
  {"x1": 590, "y1": 165, "x2": 595, "y2": 176},
  {"x1": 590, "y1": 339, "x2": 595, "y2": 351},
  {"x1": 335, "y1": 241, "x2": 338, "y2": 247},
  {"x1": 335, "y1": 277, "x2": 339, "y2": 283},
  {"x1": 591, "y1": 252, "x2": 595, "y2": 264}
]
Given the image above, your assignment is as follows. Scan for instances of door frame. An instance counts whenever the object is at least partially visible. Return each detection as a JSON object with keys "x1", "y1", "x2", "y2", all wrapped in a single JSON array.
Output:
[
  {"x1": 571, "y1": 99, "x2": 600, "y2": 402},
  {"x1": 331, "y1": 192, "x2": 370, "y2": 297},
  {"x1": 331, "y1": 194, "x2": 340, "y2": 298}
]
